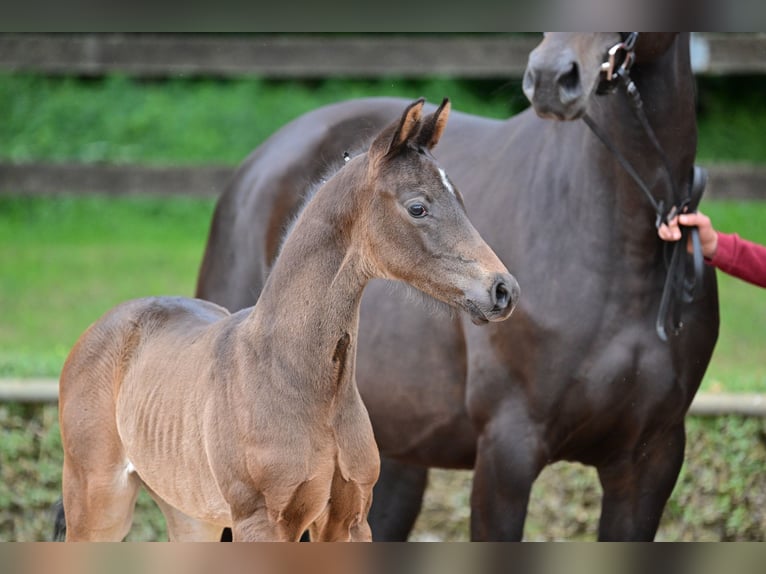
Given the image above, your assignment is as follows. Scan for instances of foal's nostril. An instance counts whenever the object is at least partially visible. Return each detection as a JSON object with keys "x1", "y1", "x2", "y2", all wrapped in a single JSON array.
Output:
[
  {"x1": 490, "y1": 274, "x2": 520, "y2": 315},
  {"x1": 494, "y1": 282, "x2": 510, "y2": 309},
  {"x1": 491, "y1": 274, "x2": 518, "y2": 311}
]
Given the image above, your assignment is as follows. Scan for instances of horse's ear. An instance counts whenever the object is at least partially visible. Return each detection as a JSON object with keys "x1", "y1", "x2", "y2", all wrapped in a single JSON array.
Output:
[
  {"x1": 370, "y1": 98, "x2": 425, "y2": 160},
  {"x1": 416, "y1": 98, "x2": 450, "y2": 150}
]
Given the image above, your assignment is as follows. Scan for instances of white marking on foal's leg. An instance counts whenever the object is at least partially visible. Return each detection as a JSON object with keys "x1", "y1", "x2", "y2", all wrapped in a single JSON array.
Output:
[
  {"x1": 438, "y1": 168, "x2": 455, "y2": 196},
  {"x1": 120, "y1": 460, "x2": 136, "y2": 486}
]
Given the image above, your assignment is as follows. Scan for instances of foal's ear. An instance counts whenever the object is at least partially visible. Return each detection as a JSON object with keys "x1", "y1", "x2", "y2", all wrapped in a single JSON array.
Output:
[
  {"x1": 370, "y1": 98, "x2": 425, "y2": 159},
  {"x1": 416, "y1": 98, "x2": 451, "y2": 150}
]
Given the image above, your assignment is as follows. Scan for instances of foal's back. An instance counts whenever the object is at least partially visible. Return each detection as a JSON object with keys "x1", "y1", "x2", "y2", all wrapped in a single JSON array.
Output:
[
  {"x1": 58, "y1": 296, "x2": 238, "y2": 540},
  {"x1": 61, "y1": 297, "x2": 232, "y2": 392}
]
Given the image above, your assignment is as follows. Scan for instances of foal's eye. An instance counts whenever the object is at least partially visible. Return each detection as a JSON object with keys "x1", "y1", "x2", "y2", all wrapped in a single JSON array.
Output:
[{"x1": 407, "y1": 203, "x2": 428, "y2": 218}]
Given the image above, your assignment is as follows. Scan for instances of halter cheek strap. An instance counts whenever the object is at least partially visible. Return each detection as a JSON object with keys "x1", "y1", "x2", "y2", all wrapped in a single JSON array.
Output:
[{"x1": 584, "y1": 33, "x2": 708, "y2": 342}]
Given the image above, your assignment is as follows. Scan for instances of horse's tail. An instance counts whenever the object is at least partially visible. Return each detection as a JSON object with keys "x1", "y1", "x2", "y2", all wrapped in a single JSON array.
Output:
[{"x1": 51, "y1": 498, "x2": 66, "y2": 541}]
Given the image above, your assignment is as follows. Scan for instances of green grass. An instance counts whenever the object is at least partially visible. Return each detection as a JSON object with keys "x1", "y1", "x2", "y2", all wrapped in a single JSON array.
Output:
[
  {"x1": 3, "y1": 74, "x2": 766, "y2": 166},
  {"x1": 0, "y1": 74, "x2": 525, "y2": 166},
  {"x1": 697, "y1": 200, "x2": 766, "y2": 393},
  {"x1": 0, "y1": 195, "x2": 215, "y2": 377},
  {"x1": 696, "y1": 76, "x2": 766, "y2": 165},
  {"x1": 0, "y1": 195, "x2": 763, "y2": 392}
]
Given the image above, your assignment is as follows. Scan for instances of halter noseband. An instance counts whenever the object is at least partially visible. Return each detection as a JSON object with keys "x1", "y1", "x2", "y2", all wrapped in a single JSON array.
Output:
[{"x1": 585, "y1": 32, "x2": 707, "y2": 342}]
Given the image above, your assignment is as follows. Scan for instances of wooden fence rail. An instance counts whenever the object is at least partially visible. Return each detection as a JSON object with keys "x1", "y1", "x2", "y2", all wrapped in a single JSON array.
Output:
[
  {"x1": 0, "y1": 34, "x2": 538, "y2": 78},
  {"x1": 1, "y1": 33, "x2": 765, "y2": 78},
  {"x1": 2, "y1": 161, "x2": 765, "y2": 199}
]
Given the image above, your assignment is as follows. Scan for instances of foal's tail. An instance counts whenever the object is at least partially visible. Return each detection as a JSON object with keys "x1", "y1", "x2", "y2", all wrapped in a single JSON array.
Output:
[{"x1": 51, "y1": 498, "x2": 66, "y2": 541}]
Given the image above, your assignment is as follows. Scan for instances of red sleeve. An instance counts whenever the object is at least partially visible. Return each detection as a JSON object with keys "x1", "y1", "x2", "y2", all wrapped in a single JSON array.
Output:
[{"x1": 709, "y1": 232, "x2": 766, "y2": 288}]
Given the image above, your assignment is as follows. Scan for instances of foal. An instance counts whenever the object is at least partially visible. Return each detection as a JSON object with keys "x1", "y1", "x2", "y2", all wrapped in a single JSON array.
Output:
[{"x1": 58, "y1": 98, "x2": 519, "y2": 542}]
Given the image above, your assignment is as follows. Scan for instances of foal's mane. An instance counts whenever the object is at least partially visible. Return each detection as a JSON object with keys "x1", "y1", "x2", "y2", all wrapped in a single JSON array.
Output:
[{"x1": 273, "y1": 144, "x2": 367, "y2": 264}]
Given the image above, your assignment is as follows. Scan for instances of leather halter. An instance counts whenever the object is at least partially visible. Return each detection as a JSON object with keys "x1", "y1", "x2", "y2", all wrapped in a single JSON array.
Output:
[
  {"x1": 596, "y1": 32, "x2": 639, "y2": 95},
  {"x1": 583, "y1": 33, "x2": 707, "y2": 342}
]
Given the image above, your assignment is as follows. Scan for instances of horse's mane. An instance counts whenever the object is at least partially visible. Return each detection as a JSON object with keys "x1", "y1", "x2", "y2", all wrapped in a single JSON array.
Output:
[{"x1": 273, "y1": 144, "x2": 367, "y2": 263}]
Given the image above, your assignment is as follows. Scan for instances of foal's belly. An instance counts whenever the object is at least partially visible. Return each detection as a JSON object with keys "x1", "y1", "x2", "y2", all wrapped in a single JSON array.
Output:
[{"x1": 115, "y1": 390, "x2": 233, "y2": 525}]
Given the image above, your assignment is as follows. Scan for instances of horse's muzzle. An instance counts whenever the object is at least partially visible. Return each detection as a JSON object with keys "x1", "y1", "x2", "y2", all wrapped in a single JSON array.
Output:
[{"x1": 523, "y1": 51, "x2": 586, "y2": 121}]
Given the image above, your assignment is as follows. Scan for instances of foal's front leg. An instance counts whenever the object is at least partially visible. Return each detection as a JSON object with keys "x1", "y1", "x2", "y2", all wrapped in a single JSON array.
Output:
[
  {"x1": 231, "y1": 513, "x2": 291, "y2": 541},
  {"x1": 308, "y1": 471, "x2": 374, "y2": 542},
  {"x1": 309, "y1": 508, "x2": 373, "y2": 542},
  {"x1": 230, "y1": 503, "x2": 308, "y2": 541},
  {"x1": 229, "y1": 481, "x2": 325, "y2": 541}
]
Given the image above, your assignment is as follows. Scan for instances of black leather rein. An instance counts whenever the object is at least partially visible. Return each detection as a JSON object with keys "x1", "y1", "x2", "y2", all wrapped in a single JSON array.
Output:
[{"x1": 583, "y1": 33, "x2": 707, "y2": 342}]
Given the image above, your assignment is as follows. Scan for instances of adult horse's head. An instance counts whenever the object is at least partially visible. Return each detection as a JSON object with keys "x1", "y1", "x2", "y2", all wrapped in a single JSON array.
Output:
[
  {"x1": 360, "y1": 98, "x2": 519, "y2": 324},
  {"x1": 523, "y1": 33, "x2": 678, "y2": 120}
]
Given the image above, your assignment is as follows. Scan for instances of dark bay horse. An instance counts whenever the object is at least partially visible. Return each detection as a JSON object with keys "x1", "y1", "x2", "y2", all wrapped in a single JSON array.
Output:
[
  {"x1": 196, "y1": 33, "x2": 719, "y2": 541},
  {"x1": 57, "y1": 99, "x2": 517, "y2": 541}
]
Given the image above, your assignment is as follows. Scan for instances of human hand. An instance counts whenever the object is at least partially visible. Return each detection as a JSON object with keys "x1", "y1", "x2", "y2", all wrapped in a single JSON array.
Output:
[{"x1": 657, "y1": 211, "x2": 718, "y2": 258}]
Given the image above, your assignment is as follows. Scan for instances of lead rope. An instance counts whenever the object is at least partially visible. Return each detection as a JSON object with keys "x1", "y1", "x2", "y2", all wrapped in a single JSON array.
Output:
[{"x1": 582, "y1": 36, "x2": 707, "y2": 341}]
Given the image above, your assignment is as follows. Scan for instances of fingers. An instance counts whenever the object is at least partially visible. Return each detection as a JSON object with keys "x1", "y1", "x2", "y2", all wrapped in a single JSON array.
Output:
[
  {"x1": 658, "y1": 217, "x2": 682, "y2": 241},
  {"x1": 658, "y1": 211, "x2": 713, "y2": 241},
  {"x1": 677, "y1": 211, "x2": 710, "y2": 229},
  {"x1": 678, "y1": 211, "x2": 717, "y2": 258}
]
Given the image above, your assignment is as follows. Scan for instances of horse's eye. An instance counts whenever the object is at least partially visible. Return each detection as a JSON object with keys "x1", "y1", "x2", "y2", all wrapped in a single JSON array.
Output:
[{"x1": 407, "y1": 203, "x2": 428, "y2": 218}]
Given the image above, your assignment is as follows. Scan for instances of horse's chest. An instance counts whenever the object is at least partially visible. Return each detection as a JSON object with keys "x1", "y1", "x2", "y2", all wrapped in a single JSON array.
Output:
[{"x1": 550, "y1": 328, "x2": 681, "y2": 451}]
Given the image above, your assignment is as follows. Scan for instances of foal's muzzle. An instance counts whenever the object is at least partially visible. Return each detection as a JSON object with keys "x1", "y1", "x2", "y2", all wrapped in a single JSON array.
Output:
[{"x1": 466, "y1": 272, "x2": 520, "y2": 325}]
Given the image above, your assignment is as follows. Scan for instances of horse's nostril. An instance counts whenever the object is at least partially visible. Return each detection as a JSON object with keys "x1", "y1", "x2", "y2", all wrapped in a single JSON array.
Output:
[
  {"x1": 522, "y1": 68, "x2": 536, "y2": 98},
  {"x1": 558, "y1": 61, "x2": 582, "y2": 102}
]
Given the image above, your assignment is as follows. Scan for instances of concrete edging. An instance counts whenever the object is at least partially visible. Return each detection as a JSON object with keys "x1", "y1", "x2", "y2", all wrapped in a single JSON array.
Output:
[{"x1": 1, "y1": 378, "x2": 764, "y2": 417}]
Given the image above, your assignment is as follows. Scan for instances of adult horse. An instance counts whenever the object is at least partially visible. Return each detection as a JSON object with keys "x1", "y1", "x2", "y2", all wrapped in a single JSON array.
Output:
[{"x1": 196, "y1": 33, "x2": 719, "y2": 541}]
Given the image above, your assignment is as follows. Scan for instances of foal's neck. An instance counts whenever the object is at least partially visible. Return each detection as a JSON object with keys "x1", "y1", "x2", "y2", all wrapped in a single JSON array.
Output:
[{"x1": 242, "y1": 159, "x2": 371, "y2": 390}]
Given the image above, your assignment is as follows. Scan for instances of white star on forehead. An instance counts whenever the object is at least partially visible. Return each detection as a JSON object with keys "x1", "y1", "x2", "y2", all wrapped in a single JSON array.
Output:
[{"x1": 438, "y1": 168, "x2": 455, "y2": 196}]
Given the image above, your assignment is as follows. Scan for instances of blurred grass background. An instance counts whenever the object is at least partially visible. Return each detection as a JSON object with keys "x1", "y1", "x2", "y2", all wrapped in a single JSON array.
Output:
[
  {"x1": 1, "y1": 72, "x2": 764, "y2": 391},
  {"x1": 1, "y1": 71, "x2": 765, "y2": 541}
]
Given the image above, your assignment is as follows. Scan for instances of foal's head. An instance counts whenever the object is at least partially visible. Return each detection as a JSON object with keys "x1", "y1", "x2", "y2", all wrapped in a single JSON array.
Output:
[{"x1": 357, "y1": 98, "x2": 518, "y2": 324}]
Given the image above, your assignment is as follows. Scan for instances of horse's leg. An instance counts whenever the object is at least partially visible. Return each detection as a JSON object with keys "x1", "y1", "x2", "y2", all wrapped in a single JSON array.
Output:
[
  {"x1": 469, "y1": 410, "x2": 543, "y2": 541},
  {"x1": 146, "y1": 492, "x2": 222, "y2": 542},
  {"x1": 61, "y1": 458, "x2": 141, "y2": 541},
  {"x1": 367, "y1": 457, "x2": 428, "y2": 541},
  {"x1": 596, "y1": 423, "x2": 686, "y2": 541}
]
